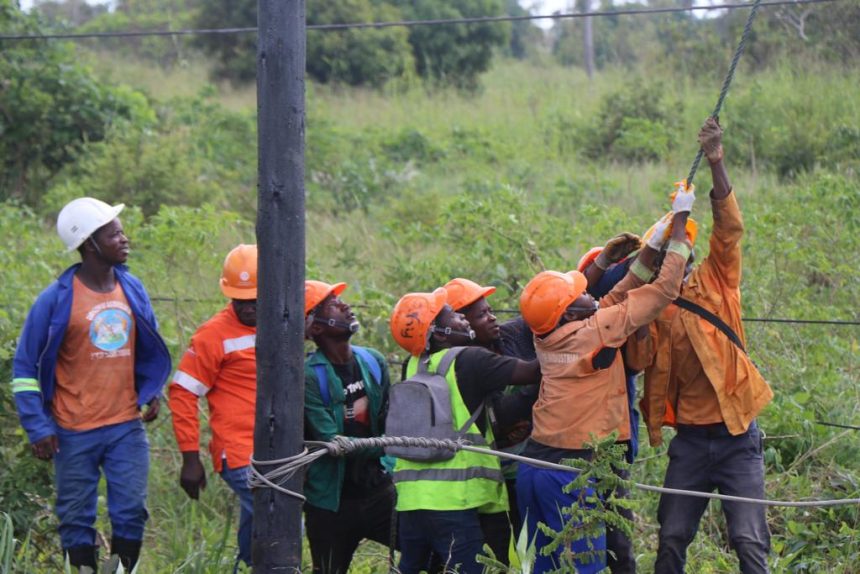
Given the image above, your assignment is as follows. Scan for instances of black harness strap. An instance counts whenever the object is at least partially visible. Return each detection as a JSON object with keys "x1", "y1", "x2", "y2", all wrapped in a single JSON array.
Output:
[{"x1": 673, "y1": 297, "x2": 746, "y2": 354}]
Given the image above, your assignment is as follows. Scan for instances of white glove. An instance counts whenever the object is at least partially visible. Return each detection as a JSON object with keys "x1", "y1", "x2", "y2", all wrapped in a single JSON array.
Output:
[
  {"x1": 671, "y1": 180, "x2": 695, "y2": 214},
  {"x1": 644, "y1": 213, "x2": 672, "y2": 250}
]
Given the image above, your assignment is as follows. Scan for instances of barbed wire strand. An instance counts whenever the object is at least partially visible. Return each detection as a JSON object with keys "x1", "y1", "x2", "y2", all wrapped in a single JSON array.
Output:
[
  {"x1": 0, "y1": 0, "x2": 840, "y2": 42},
  {"x1": 248, "y1": 436, "x2": 860, "y2": 507}
]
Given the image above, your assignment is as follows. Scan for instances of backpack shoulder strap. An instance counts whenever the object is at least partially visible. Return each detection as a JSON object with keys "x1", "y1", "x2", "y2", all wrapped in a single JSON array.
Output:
[
  {"x1": 435, "y1": 346, "x2": 467, "y2": 377},
  {"x1": 351, "y1": 345, "x2": 382, "y2": 385},
  {"x1": 673, "y1": 297, "x2": 746, "y2": 354},
  {"x1": 456, "y1": 401, "x2": 486, "y2": 437},
  {"x1": 312, "y1": 363, "x2": 331, "y2": 406},
  {"x1": 434, "y1": 347, "x2": 484, "y2": 437}
]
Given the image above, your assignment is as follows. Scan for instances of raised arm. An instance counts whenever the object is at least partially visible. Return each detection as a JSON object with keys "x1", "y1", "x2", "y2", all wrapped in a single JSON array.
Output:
[{"x1": 698, "y1": 118, "x2": 744, "y2": 288}]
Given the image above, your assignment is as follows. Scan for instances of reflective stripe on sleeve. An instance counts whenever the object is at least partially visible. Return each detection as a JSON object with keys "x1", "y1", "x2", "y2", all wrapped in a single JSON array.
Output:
[
  {"x1": 173, "y1": 371, "x2": 210, "y2": 396},
  {"x1": 393, "y1": 466, "x2": 504, "y2": 484},
  {"x1": 11, "y1": 378, "x2": 40, "y2": 394},
  {"x1": 223, "y1": 334, "x2": 256, "y2": 354}
]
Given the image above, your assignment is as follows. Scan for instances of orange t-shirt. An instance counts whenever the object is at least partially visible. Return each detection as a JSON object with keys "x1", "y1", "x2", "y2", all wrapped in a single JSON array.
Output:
[{"x1": 53, "y1": 276, "x2": 138, "y2": 431}]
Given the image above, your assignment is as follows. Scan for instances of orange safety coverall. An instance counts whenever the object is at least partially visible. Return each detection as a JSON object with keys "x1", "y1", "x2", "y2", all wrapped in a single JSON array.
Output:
[
  {"x1": 635, "y1": 191, "x2": 773, "y2": 446},
  {"x1": 169, "y1": 304, "x2": 256, "y2": 472}
]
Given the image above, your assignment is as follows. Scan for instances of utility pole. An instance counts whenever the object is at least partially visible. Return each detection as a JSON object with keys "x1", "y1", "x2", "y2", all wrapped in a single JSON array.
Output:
[
  {"x1": 579, "y1": 0, "x2": 595, "y2": 80},
  {"x1": 252, "y1": 0, "x2": 306, "y2": 571}
]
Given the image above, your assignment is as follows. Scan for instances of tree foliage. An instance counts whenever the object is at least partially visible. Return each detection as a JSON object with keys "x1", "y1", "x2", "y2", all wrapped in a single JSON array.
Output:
[
  {"x1": 0, "y1": 2, "x2": 147, "y2": 207},
  {"x1": 306, "y1": 0, "x2": 414, "y2": 87},
  {"x1": 392, "y1": 0, "x2": 510, "y2": 90}
]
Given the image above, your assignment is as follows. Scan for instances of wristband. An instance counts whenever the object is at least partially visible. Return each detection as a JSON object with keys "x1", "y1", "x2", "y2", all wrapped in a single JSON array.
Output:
[
  {"x1": 630, "y1": 258, "x2": 653, "y2": 282},
  {"x1": 667, "y1": 240, "x2": 692, "y2": 261}
]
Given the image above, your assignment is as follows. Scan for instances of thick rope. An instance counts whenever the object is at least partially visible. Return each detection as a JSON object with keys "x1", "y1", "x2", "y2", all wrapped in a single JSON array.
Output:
[
  {"x1": 686, "y1": 0, "x2": 763, "y2": 187},
  {"x1": 250, "y1": 436, "x2": 860, "y2": 508}
]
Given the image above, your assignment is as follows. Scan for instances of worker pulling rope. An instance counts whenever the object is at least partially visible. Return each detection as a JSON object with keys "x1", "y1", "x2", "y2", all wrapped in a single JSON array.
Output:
[{"x1": 248, "y1": 435, "x2": 860, "y2": 507}]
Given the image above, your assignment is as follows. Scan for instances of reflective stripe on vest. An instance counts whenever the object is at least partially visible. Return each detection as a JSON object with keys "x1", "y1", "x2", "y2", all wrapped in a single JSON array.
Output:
[
  {"x1": 393, "y1": 465, "x2": 504, "y2": 484},
  {"x1": 393, "y1": 350, "x2": 508, "y2": 513}
]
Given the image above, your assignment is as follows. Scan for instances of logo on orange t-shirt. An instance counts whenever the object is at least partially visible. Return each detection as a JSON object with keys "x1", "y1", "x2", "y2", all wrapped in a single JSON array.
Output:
[{"x1": 53, "y1": 277, "x2": 139, "y2": 431}]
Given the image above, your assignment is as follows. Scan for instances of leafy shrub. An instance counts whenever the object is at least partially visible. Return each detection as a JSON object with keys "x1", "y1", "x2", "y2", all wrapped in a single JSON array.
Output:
[
  {"x1": 584, "y1": 80, "x2": 678, "y2": 162},
  {"x1": 306, "y1": 0, "x2": 414, "y2": 87},
  {"x1": 382, "y1": 128, "x2": 445, "y2": 164},
  {"x1": 43, "y1": 92, "x2": 257, "y2": 217},
  {"x1": 613, "y1": 117, "x2": 671, "y2": 163},
  {"x1": 0, "y1": 5, "x2": 153, "y2": 207},
  {"x1": 723, "y1": 69, "x2": 860, "y2": 179}
]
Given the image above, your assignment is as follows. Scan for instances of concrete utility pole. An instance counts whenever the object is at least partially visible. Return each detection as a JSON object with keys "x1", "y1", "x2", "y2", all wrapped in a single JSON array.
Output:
[{"x1": 252, "y1": 0, "x2": 306, "y2": 571}]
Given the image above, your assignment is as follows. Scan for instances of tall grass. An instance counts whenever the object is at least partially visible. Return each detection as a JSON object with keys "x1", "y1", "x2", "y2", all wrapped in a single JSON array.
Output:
[{"x1": 2, "y1": 51, "x2": 858, "y2": 572}]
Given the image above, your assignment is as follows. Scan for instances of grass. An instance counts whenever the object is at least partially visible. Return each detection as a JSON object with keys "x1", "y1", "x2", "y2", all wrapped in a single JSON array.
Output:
[{"x1": 2, "y1": 47, "x2": 859, "y2": 572}]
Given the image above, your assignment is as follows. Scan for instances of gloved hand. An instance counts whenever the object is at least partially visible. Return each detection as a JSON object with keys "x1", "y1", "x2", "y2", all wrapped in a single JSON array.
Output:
[
  {"x1": 643, "y1": 212, "x2": 673, "y2": 250},
  {"x1": 699, "y1": 117, "x2": 723, "y2": 163},
  {"x1": 670, "y1": 180, "x2": 695, "y2": 214},
  {"x1": 595, "y1": 232, "x2": 642, "y2": 269}
]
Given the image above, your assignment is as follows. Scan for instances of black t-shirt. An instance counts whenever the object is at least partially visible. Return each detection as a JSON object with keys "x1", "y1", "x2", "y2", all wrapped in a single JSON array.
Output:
[
  {"x1": 331, "y1": 359, "x2": 371, "y2": 439},
  {"x1": 453, "y1": 346, "x2": 519, "y2": 434},
  {"x1": 331, "y1": 357, "x2": 387, "y2": 497},
  {"x1": 499, "y1": 316, "x2": 536, "y2": 361}
]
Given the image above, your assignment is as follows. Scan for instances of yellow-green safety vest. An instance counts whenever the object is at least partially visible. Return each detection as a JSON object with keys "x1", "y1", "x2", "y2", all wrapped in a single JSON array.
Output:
[{"x1": 393, "y1": 349, "x2": 508, "y2": 514}]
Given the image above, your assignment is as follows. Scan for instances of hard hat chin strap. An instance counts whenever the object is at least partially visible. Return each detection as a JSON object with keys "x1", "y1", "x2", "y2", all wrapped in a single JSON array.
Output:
[
  {"x1": 89, "y1": 236, "x2": 104, "y2": 257},
  {"x1": 429, "y1": 324, "x2": 476, "y2": 340},
  {"x1": 312, "y1": 316, "x2": 360, "y2": 333}
]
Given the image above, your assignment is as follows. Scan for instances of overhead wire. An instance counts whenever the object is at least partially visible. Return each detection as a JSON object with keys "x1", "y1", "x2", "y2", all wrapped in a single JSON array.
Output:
[{"x1": 0, "y1": 0, "x2": 842, "y2": 42}]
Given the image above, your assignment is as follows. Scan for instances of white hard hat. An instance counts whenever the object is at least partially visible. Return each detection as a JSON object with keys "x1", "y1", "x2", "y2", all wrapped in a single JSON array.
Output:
[{"x1": 56, "y1": 198, "x2": 125, "y2": 251}]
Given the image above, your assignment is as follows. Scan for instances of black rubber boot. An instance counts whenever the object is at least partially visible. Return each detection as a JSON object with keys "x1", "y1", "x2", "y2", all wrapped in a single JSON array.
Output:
[
  {"x1": 110, "y1": 537, "x2": 142, "y2": 570},
  {"x1": 65, "y1": 545, "x2": 98, "y2": 569}
]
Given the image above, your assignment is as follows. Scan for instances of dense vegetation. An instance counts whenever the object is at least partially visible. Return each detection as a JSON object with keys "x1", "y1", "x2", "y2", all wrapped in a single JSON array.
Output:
[{"x1": 1, "y1": 0, "x2": 858, "y2": 571}]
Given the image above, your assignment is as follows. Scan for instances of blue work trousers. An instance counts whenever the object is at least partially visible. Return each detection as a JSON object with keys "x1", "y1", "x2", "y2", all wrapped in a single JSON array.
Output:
[
  {"x1": 398, "y1": 508, "x2": 485, "y2": 574},
  {"x1": 54, "y1": 419, "x2": 149, "y2": 550},
  {"x1": 517, "y1": 462, "x2": 607, "y2": 574},
  {"x1": 220, "y1": 463, "x2": 253, "y2": 570},
  {"x1": 655, "y1": 422, "x2": 771, "y2": 574}
]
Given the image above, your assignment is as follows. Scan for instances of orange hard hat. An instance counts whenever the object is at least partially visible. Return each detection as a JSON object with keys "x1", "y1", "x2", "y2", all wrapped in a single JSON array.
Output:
[
  {"x1": 576, "y1": 247, "x2": 603, "y2": 273},
  {"x1": 520, "y1": 270, "x2": 588, "y2": 335},
  {"x1": 220, "y1": 244, "x2": 258, "y2": 300},
  {"x1": 443, "y1": 278, "x2": 496, "y2": 312},
  {"x1": 305, "y1": 280, "x2": 348, "y2": 316},
  {"x1": 684, "y1": 218, "x2": 698, "y2": 246},
  {"x1": 390, "y1": 288, "x2": 448, "y2": 356}
]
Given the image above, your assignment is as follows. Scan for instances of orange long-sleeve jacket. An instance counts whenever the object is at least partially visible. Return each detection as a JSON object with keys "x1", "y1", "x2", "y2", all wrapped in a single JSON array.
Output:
[
  {"x1": 635, "y1": 191, "x2": 773, "y2": 447},
  {"x1": 531, "y1": 243, "x2": 688, "y2": 450},
  {"x1": 168, "y1": 304, "x2": 256, "y2": 472}
]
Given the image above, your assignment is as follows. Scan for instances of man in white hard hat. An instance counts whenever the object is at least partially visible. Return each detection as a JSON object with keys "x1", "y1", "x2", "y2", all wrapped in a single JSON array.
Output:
[
  {"x1": 169, "y1": 244, "x2": 258, "y2": 571},
  {"x1": 11, "y1": 197, "x2": 171, "y2": 573}
]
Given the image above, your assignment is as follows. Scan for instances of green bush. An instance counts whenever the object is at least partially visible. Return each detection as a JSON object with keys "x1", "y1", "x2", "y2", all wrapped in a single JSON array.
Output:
[{"x1": 584, "y1": 80, "x2": 678, "y2": 163}]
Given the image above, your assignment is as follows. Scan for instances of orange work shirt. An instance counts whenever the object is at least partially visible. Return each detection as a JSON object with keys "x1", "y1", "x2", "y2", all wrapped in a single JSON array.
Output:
[
  {"x1": 531, "y1": 244, "x2": 688, "y2": 450},
  {"x1": 53, "y1": 276, "x2": 138, "y2": 431},
  {"x1": 169, "y1": 304, "x2": 256, "y2": 472},
  {"x1": 667, "y1": 310, "x2": 724, "y2": 425},
  {"x1": 636, "y1": 191, "x2": 774, "y2": 446}
]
